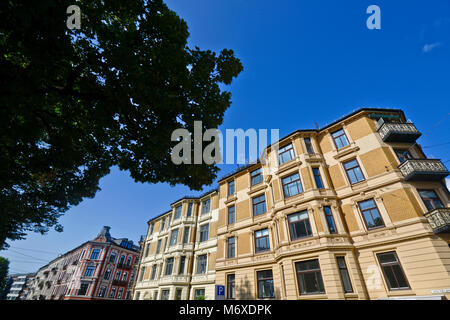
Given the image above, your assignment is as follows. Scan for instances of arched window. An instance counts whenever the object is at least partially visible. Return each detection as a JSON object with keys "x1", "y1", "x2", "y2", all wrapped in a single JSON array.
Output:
[{"x1": 126, "y1": 256, "x2": 132, "y2": 266}]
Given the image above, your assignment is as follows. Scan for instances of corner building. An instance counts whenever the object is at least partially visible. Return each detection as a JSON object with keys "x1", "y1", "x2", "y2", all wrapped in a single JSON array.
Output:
[
  {"x1": 134, "y1": 190, "x2": 219, "y2": 300},
  {"x1": 135, "y1": 108, "x2": 450, "y2": 300}
]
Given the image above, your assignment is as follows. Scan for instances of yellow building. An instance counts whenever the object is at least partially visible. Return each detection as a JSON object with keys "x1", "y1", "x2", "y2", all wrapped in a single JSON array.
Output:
[
  {"x1": 134, "y1": 108, "x2": 450, "y2": 300},
  {"x1": 134, "y1": 190, "x2": 219, "y2": 300}
]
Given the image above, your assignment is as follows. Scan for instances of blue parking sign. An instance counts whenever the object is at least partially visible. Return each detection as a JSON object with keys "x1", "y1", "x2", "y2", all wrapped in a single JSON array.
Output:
[{"x1": 215, "y1": 285, "x2": 225, "y2": 300}]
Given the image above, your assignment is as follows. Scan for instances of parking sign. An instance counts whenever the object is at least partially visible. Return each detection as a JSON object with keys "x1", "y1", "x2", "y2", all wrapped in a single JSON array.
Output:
[{"x1": 215, "y1": 285, "x2": 225, "y2": 300}]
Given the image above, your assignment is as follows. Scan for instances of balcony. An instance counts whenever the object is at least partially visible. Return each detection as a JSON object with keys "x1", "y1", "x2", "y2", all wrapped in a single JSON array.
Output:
[
  {"x1": 376, "y1": 120, "x2": 421, "y2": 142},
  {"x1": 398, "y1": 159, "x2": 449, "y2": 181},
  {"x1": 117, "y1": 263, "x2": 132, "y2": 270},
  {"x1": 425, "y1": 208, "x2": 450, "y2": 234}
]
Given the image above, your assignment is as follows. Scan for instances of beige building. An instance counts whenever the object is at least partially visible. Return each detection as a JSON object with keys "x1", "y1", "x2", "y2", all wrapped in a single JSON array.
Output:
[
  {"x1": 134, "y1": 190, "x2": 219, "y2": 300},
  {"x1": 216, "y1": 108, "x2": 449, "y2": 300},
  {"x1": 134, "y1": 107, "x2": 450, "y2": 300}
]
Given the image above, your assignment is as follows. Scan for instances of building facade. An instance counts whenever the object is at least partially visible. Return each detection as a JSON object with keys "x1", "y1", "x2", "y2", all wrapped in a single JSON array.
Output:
[
  {"x1": 134, "y1": 190, "x2": 219, "y2": 300},
  {"x1": 27, "y1": 226, "x2": 140, "y2": 300},
  {"x1": 134, "y1": 107, "x2": 450, "y2": 300},
  {"x1": 5, "y1": 274, "x2": 35, "y2": 300}
]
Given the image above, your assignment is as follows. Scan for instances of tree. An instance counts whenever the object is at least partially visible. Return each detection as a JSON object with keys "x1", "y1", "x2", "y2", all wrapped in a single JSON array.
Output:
[
  {"x1": 0, "y1": 0, "x2": 243, "y2": 248},
  {"x1": 0, "y1": 257, "x2": 9, "y2": 299}
]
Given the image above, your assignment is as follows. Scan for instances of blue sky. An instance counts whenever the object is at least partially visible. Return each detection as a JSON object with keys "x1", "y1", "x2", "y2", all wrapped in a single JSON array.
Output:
[{"x1": 2, "y1": 0, "x2": 450, "y2": 274}]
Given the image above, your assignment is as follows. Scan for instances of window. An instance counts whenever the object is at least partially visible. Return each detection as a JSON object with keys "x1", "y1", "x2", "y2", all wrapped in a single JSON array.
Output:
[
  {"x1": 109, "y1": 253, "x2": 116, "y2": 263},
  {"x1": 282, "y1": 173, "x2": 303, "y2": 197},
  {"x1": 183, "y1": 227, "x2": 190, "y2": 244},
  {"x1": 288, "y1": 211, "x2": 312, "y2": 240},
  {"x1": 377, "y1": 252, "x2": 410, "y2": 290},
  {"x1": 197, "y1": 254, "x2": 207, "y2": 274},
  {"x1": 126, "y1": 257, "x2": 132, "y2": 266},
  {"x1": 139, "y1": 267, "x2": 146, "y2": 281},
  {"x1": 104, "y1": 269, "x2": 111, "y2": 280},
  {"x1": 199, "y1": 224, "x2": 209, "y2": 242},
  {"x1": 187, "y1": 203, "x2": 193, "y2": 217},
  {"x1": 228, "y1": 206, "x2": 236, "y2": 224},
  {"x1": 156, "y1": 239, "x2": 162, "y2": 254},
  {"x1": 144, "y1": 245, "x2": 150, "y2": 257},
  {"x1": 324, "y1": 206, "x2": 337, "y2": 234},
  {"x1": 252, "y1": 194, "x2": 267, "y2": 216},
  {"x1": 295, "y1": 259, "x2": 325, "y2": 295},
  {"x1": 150, "y1": 223, "x2": 154, "y2": 235},
  {"x1": 90, "y1": 249, "x2": 100, "y2": 260},
  {"x1": 194, "y1": 289, "x2": 205, "y2": 299},
  {"x1": 394, "y1": 149, "x2": 412, "y2": 164},
  {"x1": 227, "y1": 237, "x2": 236, "y2": 258},
  {"x1": 336, "y1": 257, "x2": 353, "y2": 293},
  {"x1": 153, "y1": 291, "x2": 158, "y2": 300},
  {"x1": 161, "y1": 289, "x2": 170, "y2": 300},
  {"x1": 160, "y1": 218, "x2": 166, "y2": 231},
  {"x1": 84, "y1": 266, "x2": 95, "y2": 277},
  {"x1": 251, "y1": 168, "x2": 263, "y2": 186},
  {"x1": 122, "y1": 272, "x2": 128, "y2": 281},
  {"x1": 151, "y1": 264, "x2": 157, "y2": 280},
  {"x1": 332, "y1": 129, "x2": 349, "y2": 149},
  {"x1": 312, "y1": 168, "x2": 324, "y2": 189},
  {"x1": 179, "y1": 256, "x2": 186, "y2": 275},
  {"x1": 304, "y1": 137, "x2": 314, "y2": 154},
  {"x1": 169, "y1": 229, "x2": 179, "y2": 246},
  {"x1": 119, "y1": 255, "x2": 125, "y2": 265},
  {"x1": 202, "y1": 199, "x2": 211, "y2": 214},
  {"x1": 174, "y1": 205, "x2": 182, "y2": 220},
  {"x1": 115, "y1": 270, "x2": 121, "y2": 280},
  {"x1": 109, "y1": 287, "x2": 116, "y2": 298},
  {"x1": 418, "y1": 190, "x2": 444, "y2": 211},
  {"x1": 117, "y1": 288, "x2": 124, "y2": 299},
  {"x1": 257, "y1": 270, "x2": 274, "y2": 299},
  {"x1": 175, "y1": 288, "x2": 182, "y2": 300},
  {"x1": 358, "y1": 199, "x2": 384, "y2": 229},
  {"x1": 278, "y1": 143, "x2": 295, "y2": 164},
  {"x1": 254, "y1": 229, "x2": 270, "y2": 253},
  {"x1": 163, "y1": 237, "x2": 168, "y2": 251},
  {"x1": 227, "y1": 274, "x2": 235, "y2": 299},
  {"x1": 228, "y1": 180, "x2": 235, "y2": 196},
  {"x1": 343, "y1": 159, "x2": 365, "y2": 184},
  {"x1": 165, "y1": 257, "x2": 174, "y2": 276},
  {"x1": 98, "y1": 286, "x2": 107, "y2": 298},
  {"x1": 78, "y1": 283, "x2": 89, "y2": 296}
]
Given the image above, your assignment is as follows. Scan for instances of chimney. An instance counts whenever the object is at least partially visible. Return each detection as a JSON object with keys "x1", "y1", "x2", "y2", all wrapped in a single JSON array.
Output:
[{"x1": 97, "y1": 226, "x2": 111, "y2": 240}]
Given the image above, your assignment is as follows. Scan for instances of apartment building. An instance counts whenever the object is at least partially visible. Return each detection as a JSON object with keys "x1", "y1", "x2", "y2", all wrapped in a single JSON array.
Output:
[
  {"x1": 215, "y1": 108, "x2": 450, "y2": 300},
  {"x1": 5, "y1": 274, "x2": 35, "y2": 300},
  {"x1": 27, "y1": 226, "x2": 140, "y2": 300},
  {"x1": 134, "y1": 190, "x2": 219, "y2": 300},
  {"x1": 134, "y1": 107, "x2": 449, "y2": 300}
]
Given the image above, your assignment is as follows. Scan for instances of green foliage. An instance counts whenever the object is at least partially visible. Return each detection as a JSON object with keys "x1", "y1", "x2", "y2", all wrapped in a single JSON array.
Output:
[
  {"x1": 0, "y1": 0, "x2": 243, "y2": 248},
  {"x1": 194, "y1": 295, "x2": 206, "y2": 300},
  {"x1": 0, "y1": 257, "x2": 9, "y2": 299}
]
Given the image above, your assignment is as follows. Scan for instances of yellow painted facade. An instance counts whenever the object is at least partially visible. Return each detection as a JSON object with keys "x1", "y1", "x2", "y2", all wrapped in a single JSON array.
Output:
[{"x1": 134, "y1": 108, "x2": 450, "y2": 300}]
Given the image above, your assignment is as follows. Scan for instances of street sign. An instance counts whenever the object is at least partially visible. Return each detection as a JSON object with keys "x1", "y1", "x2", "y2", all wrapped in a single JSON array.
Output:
[{"x1": 215, "y1": 285, "x2": 225, "y2": 300}]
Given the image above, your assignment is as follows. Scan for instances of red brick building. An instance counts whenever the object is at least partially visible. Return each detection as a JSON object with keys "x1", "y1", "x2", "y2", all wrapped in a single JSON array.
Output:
[{"x1": 27, "y1": 226, "x2": 140, "y2": 300}]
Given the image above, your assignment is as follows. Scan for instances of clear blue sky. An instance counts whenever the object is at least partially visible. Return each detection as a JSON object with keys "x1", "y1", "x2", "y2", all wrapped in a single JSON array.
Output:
[{"x1": 3, "y1": 0, "x2": 450, "y2": 274}]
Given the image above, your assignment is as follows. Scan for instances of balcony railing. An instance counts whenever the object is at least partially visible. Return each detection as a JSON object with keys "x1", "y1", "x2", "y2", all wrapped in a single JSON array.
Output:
[
  {"x1": 117, "y1": 263, "x2": 132, "y2": 270},
  {"x1": 398, "y1": 159, "x2": 449, "y2": 181},
  {"x1": 112, "y1": 279, "x2": 129, "y2": 287},
  {"x1": 424, "y1": 208, "x2": 450, "y2": 234},
  {"x1": 376, "y1": 120, "x2": 421, "y2": 142}
]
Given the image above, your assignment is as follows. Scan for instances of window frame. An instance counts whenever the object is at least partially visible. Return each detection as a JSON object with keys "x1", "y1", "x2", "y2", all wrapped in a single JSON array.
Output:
[
  {"x1": 287, "y1": 210, "x2": 313, "y2": 241},
  {"x1": 169, "y1": 229, "x2": 179, "y2": 246},
  {"x1": 183, "y1": 226, "x2": 190, "y2": 244},
  {"x1": 251, "y1": 168, "x2": 263, "y2": 186},
  {"x1": 358, "y1": 199, "x2": 385, "y2": 230},
  {"x1": 252, "y1": 194, "x2": 267, "y2": 216},
  {"x1": 343, "y1": 158, "x2": 365, "y2": 185},
  {"x1": 304, "y1": 137, "x2": 314, "y2": 154},
  {"x1": 336, "y1": 256, "x2": 353, "y2": 293},
  {"x1": 196, "y1": 254, "x2": 208, "y2": 274},
  {"x1": 257, "y1": 269, "x2": 275, "y2": 299},
  {"x1": 295, "y1": 259, "x2": 326, "y2": 295},
  {"x1": 201, "y1": 199, "x2": 211, "y2": 215},
  {"x1": 377, "y1": 251, "x2": 411, "y2": 291},
  {"x1": 228, "y1": 205, "x2": 236, "y2": 224},
  {"x1": 312, "y1": 167, "x2": 325, "y2": 189},
  {"x1": 418, "y1": 189, "x2": 444, "y2": 212},
  {"x1": 228, "y1": 180, "x2": 235, "y2": 196},
  {"x1": 227, "y1": 274, "x2": 235, "y2": 299},
  {"x1": 174, "y1": 205, "x2": 182, "y2": 220},
  {"x1": 278, "y1": 143, "x2": 295, "y2": 165},
  {"x1": 90, "y1": 248, "x2": 100, "y2": 260},
  {"x1": 199, "y1": 224, "x2": 209, "y2": 242},
  {"x1": 323, "y1": 206, "x2": 337, "y2": 234},
  {"x1": 281, "y1": 172, "x2": 303, "y2": 198},
  {"x1": 331, "y1": 129, "x2": 350, "y2": 150},
  {"x1": 254, "y1": 228, "x2": 270, "y2": 253},
  {"x1": 179, "y1": 256, "x2": 186, "y2": 275},
  {"x1": 187, "y1": 202, "x2": 193, "y2": 217},
  {"x1": 227, "y1": 236, "x2": 236, "y2": 258},
  {"x1": 164, "y1": 257, "x2": 174, "y2": 276},
  {"x1": 394, "y1": 148, "x2": 413, "y2": 164}
]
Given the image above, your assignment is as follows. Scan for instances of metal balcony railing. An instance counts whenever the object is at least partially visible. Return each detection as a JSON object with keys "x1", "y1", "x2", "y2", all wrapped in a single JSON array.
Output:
[
  {"x1": 398, "y1": 159, "x2": 449, "y2": 181},
  {"x1": 424, "y1": 208, "x2": 450, "y2": 234},
  {"x1": 376, "y1": 120, "x2": 421, "y2": 142}
]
